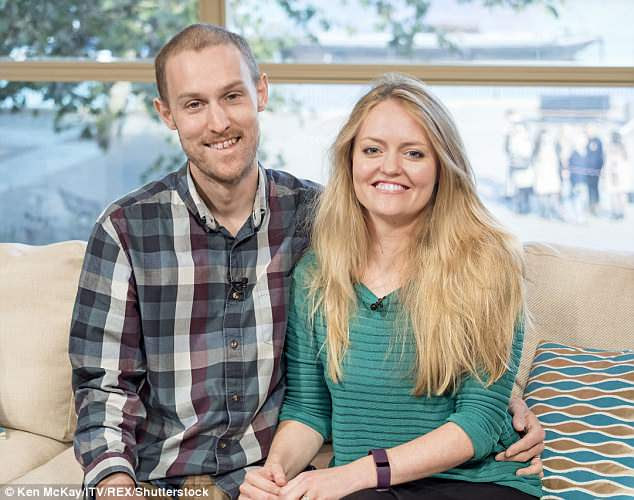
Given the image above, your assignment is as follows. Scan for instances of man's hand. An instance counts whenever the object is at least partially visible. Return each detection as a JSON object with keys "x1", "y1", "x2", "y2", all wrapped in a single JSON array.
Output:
[
  {"x1": 95, "y1": 472, "x2": 140, "y2": 500},
  {"x1": 239, "y1": 463, "x2": 287, "y2": 500},
  {"x1": 278, "y1": 467, "x2": 362, "y2": 500},
  {"x1": 496, "y1": 396, "x2": 545, "y2": 477}
]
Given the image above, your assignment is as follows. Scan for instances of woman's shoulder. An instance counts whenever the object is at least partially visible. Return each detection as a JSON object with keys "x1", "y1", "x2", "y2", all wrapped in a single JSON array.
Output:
[{"x1": 293, "y1": 249, "x2": 318, "y2": 277}]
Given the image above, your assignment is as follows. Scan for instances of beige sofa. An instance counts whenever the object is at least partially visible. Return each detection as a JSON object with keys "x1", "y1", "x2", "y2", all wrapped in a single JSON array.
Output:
[{"x1": 1, "y1": 241, "x2": 633, "y2": 486}]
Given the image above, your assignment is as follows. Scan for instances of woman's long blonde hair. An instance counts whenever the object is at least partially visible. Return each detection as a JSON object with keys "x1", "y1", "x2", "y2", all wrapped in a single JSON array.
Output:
[{"x1": 309, "y1": 73, "x2": 525, "y2": 396}]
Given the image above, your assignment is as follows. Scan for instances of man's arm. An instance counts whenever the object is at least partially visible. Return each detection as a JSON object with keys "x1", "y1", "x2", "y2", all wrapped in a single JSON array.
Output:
[
  {"x1": 69, "y1": 216, "x2": 147, "y2": 489},
  {"x1": 497, "y1": 396, "x2": 545, "y2": 477}
]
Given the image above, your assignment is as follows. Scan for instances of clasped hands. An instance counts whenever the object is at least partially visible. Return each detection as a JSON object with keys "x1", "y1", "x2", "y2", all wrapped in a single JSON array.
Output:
[{"x1": 240, "y1": 463, "x2": 354, "y2": 500}]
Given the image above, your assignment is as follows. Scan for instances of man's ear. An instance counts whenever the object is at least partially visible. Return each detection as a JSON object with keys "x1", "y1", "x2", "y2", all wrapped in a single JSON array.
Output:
[
  {"x1": 153, "y1": 97, "x2": 177, "y2": 130},
  {"x1": 256, "y1": 73, "x2": 269, "y2": 112}
]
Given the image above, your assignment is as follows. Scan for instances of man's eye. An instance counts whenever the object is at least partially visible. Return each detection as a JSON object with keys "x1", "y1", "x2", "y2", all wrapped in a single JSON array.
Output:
[
  {"x1": 362, "y1": 146, "x2": 380, "y2": 155},
  {"x1": 186, "y1": 101, "x2": 201, "y2": 110},
  {"x1": 226, "y1": 92, "x2": 241, "y2": 101}
]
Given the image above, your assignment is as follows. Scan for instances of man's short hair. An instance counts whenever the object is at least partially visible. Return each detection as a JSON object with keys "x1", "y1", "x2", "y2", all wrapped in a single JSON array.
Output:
[{"x1": 154, "y1": 23, "x2": 260, "y2": 104}]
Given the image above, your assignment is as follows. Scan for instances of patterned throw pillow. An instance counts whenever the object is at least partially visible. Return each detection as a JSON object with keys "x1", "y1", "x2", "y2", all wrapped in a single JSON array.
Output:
[
  {"x1": 0, "y1": 426, "x2": 5, "y2": 439},
  {"x1": 525, "y1": 342, "x2": 634, "y2": 500}
]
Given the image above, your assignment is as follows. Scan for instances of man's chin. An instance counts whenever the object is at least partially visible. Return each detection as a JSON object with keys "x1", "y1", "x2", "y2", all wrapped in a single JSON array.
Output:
[{"x1": 190, "y1": 159, "x2": 256, "y2": 186}]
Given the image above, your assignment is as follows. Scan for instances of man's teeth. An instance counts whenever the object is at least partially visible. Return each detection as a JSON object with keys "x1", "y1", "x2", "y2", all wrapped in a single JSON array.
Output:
[
  {"x1": 209, "y1": 137, "x2": 239, "y2": 150},
  {"x1": 375, "y1": 182, "x2": 406, "y2": 192}
]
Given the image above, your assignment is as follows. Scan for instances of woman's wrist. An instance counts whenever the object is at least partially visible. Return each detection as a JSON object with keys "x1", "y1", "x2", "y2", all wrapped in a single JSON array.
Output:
[{"x1": 341, "y1": 455, "x2": 377, "y2": 492}]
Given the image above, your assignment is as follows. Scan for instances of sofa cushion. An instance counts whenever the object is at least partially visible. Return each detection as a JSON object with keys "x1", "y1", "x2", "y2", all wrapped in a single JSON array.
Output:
[
  {"x1": 8, "y1": 446, "x2": 83, "y2": 485},
  {"x1": 516, "y1": 242, "x2": 634, "y2": 394},
  {"x1": 0, "y1": 241, "x2": 86, "y2": 442},
  {"x1": 525, "y1": 341, "x2": 634, "y2": 500},
  {"x1": 0, "y1": 428, "x2": 69, "y2": 484}
]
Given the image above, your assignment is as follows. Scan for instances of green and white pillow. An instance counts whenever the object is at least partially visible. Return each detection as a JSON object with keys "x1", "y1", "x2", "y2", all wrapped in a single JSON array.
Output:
[{"x1": 525, "y1": 342, "x2": 634, "y2": 500}]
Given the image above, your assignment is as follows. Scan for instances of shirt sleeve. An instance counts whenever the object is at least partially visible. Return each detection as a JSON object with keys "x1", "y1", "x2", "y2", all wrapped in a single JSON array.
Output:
[
  {"x1": 278, "y1": 255, "x2": 332, "y2": 441},
  {"x1": 446, "y1": 320, "x2": 524, "y2": 461},
  {"x1": 68, "y1": 215, "x2": 146, "y2": 488}
]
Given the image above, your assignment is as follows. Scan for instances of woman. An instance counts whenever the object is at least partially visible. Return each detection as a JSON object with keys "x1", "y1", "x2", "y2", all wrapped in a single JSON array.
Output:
[
  {"x1": 531, "y1": 128, "x2": 562, "y2": 219},
  {"x1": 605, "y1": 131, "x2": 630, "y2": 219},
  {"x1": 241, "y1": 74, "x2": 543, "y2": 499}
]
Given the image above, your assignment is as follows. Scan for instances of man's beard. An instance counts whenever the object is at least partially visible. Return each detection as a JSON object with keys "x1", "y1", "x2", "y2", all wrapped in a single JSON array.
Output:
[{"x1": 182, "y1": 129, "x2": 260, "y2": 187}]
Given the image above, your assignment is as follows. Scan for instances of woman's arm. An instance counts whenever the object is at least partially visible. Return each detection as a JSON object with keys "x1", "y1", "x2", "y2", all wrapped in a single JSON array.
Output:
[
  {"x1": 278, "y1": 421, "x2": 474, "y2": 500},
  {"x1": 266, "y1": 421, "x2": 325, "y2": 479},
  {"x1": 240, "y1": 255, "x2": 333, "y2": 499},
  {"x1": 239, "y1": 421, "x2": 324, "y2": 500},
  {"x1": 278, "y1": 322, "x2": 527, "y2": 500}
]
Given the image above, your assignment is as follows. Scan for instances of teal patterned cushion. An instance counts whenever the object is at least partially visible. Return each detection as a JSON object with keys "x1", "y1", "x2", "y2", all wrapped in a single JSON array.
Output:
[
  {"x1": 0, "y1": 426, "x2": 5, "y2": 439},
  {"x1": 525, "y1": 342, "x2": 634, "y2": 500}
]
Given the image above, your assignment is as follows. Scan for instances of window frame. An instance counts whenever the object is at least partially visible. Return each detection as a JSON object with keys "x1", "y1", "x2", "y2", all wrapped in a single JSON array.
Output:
[{"x1": 1, "y1": 0, "x2": 633, "y2": 87}]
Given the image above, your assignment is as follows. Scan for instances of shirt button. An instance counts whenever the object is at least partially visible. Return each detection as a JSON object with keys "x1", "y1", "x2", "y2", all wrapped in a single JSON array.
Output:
[
  {"x1": 219, "y1": 441, "x2": 227, "y2": 449},
  {"x1": 231, "y1": 393, "x2": 240, "y2": 402},
  {"x1": 232, "y1": 291, "x2": 242, "y2": 300},
  {"x1": 230, "y1": 340, "x2": 239, "y2": 349}
]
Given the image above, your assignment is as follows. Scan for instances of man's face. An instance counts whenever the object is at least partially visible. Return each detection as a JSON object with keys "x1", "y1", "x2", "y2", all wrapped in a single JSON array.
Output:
[{"x1": 154, "y1": 44, "x2": 268, "y2": 185}]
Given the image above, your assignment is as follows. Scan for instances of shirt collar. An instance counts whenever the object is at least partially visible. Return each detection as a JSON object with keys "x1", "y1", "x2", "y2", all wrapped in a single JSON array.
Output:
[{"x1": 186, "y1": 164, "x2": 267, "y2": 232}]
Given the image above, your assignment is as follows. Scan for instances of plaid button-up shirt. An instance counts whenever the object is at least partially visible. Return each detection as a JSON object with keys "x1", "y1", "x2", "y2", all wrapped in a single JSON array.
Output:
[{"x1": 69, "y1": 164, "x2": 319, "y2": 498}]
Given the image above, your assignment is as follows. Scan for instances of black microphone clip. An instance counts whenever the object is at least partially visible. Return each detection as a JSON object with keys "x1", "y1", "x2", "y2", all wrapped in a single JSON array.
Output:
[
  {"x1": 370, "y1": 296, "x2": 386, "y2": 311},
  {"x1": 230, "y1": 277, "x2": 248, "y2": 291}
]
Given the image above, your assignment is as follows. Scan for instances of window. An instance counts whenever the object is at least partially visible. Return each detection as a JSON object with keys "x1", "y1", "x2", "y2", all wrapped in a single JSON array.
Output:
[
  {"x1": 0, "y1": 81, "x2": 182, "y2": 243},
  {"x1": 2, "y1": 0, "x2": 633, "y2": 250},
  {"x1": 262, "y1": 84, "x2": 634, "y2": 251},
  {"x1": 1, "y1": 1, "x2": 196, "y2": 61},
  {"x1": 228, "y1": 0, "x2": 634, "y2": 66}
]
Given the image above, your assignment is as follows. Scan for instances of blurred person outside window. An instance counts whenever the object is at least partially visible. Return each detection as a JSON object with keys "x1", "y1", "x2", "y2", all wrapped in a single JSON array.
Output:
[
  {"x1": 585, "y1": 133, "x2": 605, "y2": 214},
  {"x1": 605, "y1": 131, "x2": 630, "y2": 219},
  {"x1": 532, "y1": 129, "x2": 562, "y2": 219},
  {"x1": 567, "y1": 132, "x2": 590, "y2": 224},
  {"x1": 505, "y1": 123, "x2": 534, "y2": 214}
]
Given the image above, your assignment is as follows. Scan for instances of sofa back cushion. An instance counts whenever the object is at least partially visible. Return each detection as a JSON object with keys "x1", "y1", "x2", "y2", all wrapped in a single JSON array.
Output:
[
  {"x1": 0, "y1": 241, "x2": 86, "y2": 442},
  {"x1": 516, "y1": 242, "x2": 634, "y2": 394}
]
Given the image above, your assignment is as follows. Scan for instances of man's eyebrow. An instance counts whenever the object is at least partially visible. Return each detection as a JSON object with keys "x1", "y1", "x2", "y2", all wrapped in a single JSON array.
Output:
[
  {"x1": 219, "y1": 80, "x2": 247, "y2": 93},
  {"x1": 176, "y1": 92, "x2": 204, "y2": 102},
  {"x1": 175, "y1": 80, "x2": 247, "y2": 102}
]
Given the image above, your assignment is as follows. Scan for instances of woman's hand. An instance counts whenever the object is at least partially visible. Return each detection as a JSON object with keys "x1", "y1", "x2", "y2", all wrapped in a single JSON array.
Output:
[
  {"x1": 239, "y1": 463, "x2": 288, "y2": 500},
  {"x1": 496, "y1": 396, "x2": 546, "y2": 477},
  {"x1": 278, "y1": 459, "x2": 374, "y2": 500}
]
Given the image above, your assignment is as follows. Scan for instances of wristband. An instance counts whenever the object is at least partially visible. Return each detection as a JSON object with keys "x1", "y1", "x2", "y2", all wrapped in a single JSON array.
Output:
[{"x1": 368, "y1": 448, "x2": 391, "y2": 491}]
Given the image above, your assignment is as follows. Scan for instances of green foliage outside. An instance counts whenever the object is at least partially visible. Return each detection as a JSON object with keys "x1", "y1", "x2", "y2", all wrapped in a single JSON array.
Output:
[{"x1": 0, "y1": 0, "x2": 558, "y2": 177}]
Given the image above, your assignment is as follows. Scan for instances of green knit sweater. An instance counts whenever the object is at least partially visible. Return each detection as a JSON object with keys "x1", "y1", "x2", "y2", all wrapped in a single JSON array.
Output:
[{"x1": 279, "y1": 253, "x2": 542, "y2": 498}]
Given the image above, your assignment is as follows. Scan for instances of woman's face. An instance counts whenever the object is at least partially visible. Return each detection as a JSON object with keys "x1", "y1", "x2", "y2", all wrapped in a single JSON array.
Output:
[{"x1": 352, "y1": 99, "x2": 438, "y2": 229}]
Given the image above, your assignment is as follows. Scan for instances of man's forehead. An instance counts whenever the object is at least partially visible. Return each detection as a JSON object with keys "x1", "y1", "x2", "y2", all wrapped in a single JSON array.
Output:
[{"x1": 165, "y1": 44, "x2": 251, "y2": 88}]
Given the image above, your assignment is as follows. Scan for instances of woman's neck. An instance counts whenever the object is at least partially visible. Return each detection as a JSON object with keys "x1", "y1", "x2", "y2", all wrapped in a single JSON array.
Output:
[{"x1": 361, "y1": 217, "x2": 416, "y2": 297}]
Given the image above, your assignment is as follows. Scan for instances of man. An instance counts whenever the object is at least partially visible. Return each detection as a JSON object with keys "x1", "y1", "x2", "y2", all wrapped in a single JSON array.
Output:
[
  {"x1": 585, "y1": 134, "x2": 605, "y2": 214},
  {"x1": 69, "y1": 24, "x2": 544, "y2": 500}
]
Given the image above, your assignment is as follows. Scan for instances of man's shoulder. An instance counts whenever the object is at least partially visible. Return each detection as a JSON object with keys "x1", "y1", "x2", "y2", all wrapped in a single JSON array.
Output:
[
  {"x1": 265, "y1": 168, "x2": 322, "y2": 198},
  {"x1": 97, "y1": 169, "x2": 181, "y2": 224}
]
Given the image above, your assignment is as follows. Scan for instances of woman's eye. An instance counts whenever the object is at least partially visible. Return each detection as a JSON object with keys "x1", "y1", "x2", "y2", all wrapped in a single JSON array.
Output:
[
  {"x1": 362, "y1": 146, "x2": 380, "y2": 155},
  {"x1": 406, "y1": 150, "x2": 424, "y2": 159}
]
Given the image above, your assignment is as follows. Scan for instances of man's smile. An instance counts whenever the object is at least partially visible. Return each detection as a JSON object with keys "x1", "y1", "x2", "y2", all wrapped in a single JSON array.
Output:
[{"x1": 204, "y1": 136, "x2": 241, "y2": 150}]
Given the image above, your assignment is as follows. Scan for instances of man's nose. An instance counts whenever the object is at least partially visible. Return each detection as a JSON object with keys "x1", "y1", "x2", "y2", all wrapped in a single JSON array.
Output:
[{"x1": 207, "y1": 103, "x2": 231, "y2": 134}]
